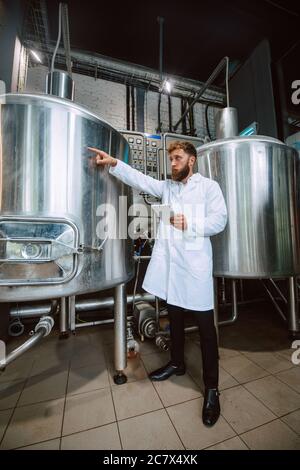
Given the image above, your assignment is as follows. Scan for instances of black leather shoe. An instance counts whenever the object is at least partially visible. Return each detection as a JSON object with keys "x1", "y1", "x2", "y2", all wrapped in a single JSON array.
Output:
[
  {"x1": 202, "y1": 388, "x2": 220, "y2": 427},
  {"x1": 149, "y1": 361, "x2": 186, "y2": 381}
]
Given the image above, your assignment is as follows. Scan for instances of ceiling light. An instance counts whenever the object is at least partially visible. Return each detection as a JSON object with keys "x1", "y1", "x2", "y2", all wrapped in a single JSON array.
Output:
[{"x1": 165, "y1": 79, "x2": 172, "y2": 93}]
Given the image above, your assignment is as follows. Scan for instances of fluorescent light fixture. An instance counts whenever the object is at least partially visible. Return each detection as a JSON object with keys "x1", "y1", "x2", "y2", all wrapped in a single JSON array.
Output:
[
  {"x1": 239, "y1": 122, "x2": 258, "y2": 136},
  {"x1": 30, "y1": 50, "x2": 42, "y2": 63}
]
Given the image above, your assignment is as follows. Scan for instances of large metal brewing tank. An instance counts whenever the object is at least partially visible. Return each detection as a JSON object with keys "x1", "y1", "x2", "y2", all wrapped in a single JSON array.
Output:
[
  {"x1": 0, "y1": 93, "x2": 134, "y2": 301},
  {"x1": 197, "y1": 135, "x2": 300, "y2": 278}
]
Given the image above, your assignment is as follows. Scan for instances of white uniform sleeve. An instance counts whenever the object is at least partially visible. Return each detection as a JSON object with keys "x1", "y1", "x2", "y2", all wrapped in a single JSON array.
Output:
[
  {"x1": 109, "y1": 160, "x2": 164, "y2": 199},
  {"x1": 185, "y1": 180, "x2": 227, "y2": 238}
]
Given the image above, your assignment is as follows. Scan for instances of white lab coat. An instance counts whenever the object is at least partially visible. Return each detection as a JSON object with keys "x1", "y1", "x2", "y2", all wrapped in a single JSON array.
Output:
[{"x1": 109, "y1": 160, "x2": 227, "y2": 311}]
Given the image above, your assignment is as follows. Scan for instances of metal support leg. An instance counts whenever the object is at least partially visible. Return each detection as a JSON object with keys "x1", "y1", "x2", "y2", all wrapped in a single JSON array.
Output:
[
  {"x1": 218, "y1": 279, "x2": 239, "y2": 326},
  {"x1": 288, "y1": 277, "x2": 300, "y2": 338},
  {"x1": 213, "y1": 277, "x2": 219, "y2": 345},
  {"x1": 68, "y1": 295, "x2": 76, "y2": 334},
  {"x1": 59, "y1": 297, "x2": 69, "y2": 339},
  {"x1": 113, "y1": 283, "x2": 127, "y2": 384}
]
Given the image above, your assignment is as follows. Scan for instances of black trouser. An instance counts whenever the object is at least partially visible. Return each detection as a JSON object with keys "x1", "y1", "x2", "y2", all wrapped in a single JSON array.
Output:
[{"x1": 167, "y1": 303, "x2": 219, "y2": 389}]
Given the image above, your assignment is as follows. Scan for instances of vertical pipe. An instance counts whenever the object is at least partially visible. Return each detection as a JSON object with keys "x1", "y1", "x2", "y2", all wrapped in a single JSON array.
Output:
[
  {"x1": 218, "y1": 279, "x2": 239, "y2": 326},
  {"x1": 126, "y1": 85, "x2": 130, "y2": 130},
  {"x1": 288, "y1": 277, "x2": 300, "y2": 336},
  {"x1": 158, "y1": 17, "x2": 164, "y2": 81},
  {"x1": 213, "y1": 277, "x2": 219, "y2": 344},
  {"x1": 114, "y1": 283, "x2": 127, "y2": 373},
  {"x1": 131, "y1": 86, "x2": 135, "y2": 132},
  {"x1": 59, "y1": 297, "x2": 68, "y2": 335},
  {"x1": 68, "y1": 296, "x2": 76, "y2": 333}
]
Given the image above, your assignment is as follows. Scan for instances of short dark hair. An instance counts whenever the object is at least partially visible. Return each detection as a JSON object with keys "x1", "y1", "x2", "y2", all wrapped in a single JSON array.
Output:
[{"x1": 168, "y1": 141, "x2": 197, "y2": 159}]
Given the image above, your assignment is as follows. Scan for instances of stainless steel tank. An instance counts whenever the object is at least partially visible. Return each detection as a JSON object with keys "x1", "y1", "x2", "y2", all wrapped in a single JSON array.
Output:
[
  {"x1": 0, "y1": 93, "x2": 134, "y2": 301},
  {"x1": 197, "y1": 135, "x2": 300, "y2": 278}
]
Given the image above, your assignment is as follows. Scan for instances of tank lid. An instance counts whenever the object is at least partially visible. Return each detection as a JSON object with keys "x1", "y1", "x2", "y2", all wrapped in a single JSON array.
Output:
[{"x1": 197, "y1": 135, "x2": 284, "y2": 152}]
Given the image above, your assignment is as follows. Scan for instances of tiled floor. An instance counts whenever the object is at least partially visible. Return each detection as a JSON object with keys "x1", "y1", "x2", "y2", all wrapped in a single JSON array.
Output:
[{"x1": 0, "y1": 305, "x2": 300, "y2": 450}]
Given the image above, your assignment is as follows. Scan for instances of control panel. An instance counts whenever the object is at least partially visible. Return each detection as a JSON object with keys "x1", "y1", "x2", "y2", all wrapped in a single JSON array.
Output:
[
  {"x1": 145, "y1": 134, "x2": 161, "y2": 179},
  {"x1": 120, "y1": 131, "x2": 162, "y2": 179}
]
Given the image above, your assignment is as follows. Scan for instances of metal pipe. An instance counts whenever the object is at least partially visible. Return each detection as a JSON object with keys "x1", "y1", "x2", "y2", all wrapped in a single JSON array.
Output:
[
  {"x1": 114, "y1": 283, "x2": 127, "y2": 373},
  {"x1": 61, "y1": 3, "x2": 72, "y2": 76},
  {"x1": 269, "y1": 278, "x2": 288, "y2": 304},
  {"x1": 173, "y1": 56, "x2": 229, "y2": 131},
  {"x1": 76, "y1": 318, "x2": 114, "y2": 328},
  {"x1": 221, "y1": 298, "x2": 266, "y2": 307},
  {"x1": 288, "y1": 277, "x2": 300, "y2": 334},
  {"x1": 218, "y1": 279, "x2": 239, "y2": 326},
  {"x1": 68, "y1": 295, "x2": 76, "y2": 332},
  {"x1": 158, "y1": 17, "x2": 164, "y2": 81},
  {"x1": 0, "y1": 317, "x2": 54, "y2": 369},
  {"x1": 220, "y1": 277, "x2": 226, "y2": 304},
  {"x1": 76, "y1": 293, "x2": 155, "y2": 312},
  {"x1": 10, "y1": 304, "x2": 52, "y2": 318},
  {"x1": 49, "y1": 3, "x2": 62, "y2": 94},
  {"x1": 261, "y1": 280, "x2": 287, "y2": 321},
  {"x1": 2, "y1": 330, "x2": 44, "y2": 369},
  {"x1": 214, "y1": 277, "x2": 219, "y2": 343},
  {"x1": 9, "y1": 293, "x2": 155, "y2": 318},
  {"x1": 59, "y1": 297, "x2": 67, "y2": 334}
]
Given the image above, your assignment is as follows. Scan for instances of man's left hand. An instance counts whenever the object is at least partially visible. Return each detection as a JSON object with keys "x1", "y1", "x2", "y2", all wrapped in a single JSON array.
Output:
[{"x1": 170, "y1": 214, "x2": 187, "y2": 231}]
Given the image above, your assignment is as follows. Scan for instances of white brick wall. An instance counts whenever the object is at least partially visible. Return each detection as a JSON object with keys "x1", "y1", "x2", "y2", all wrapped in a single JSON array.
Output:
[
  {"x1": 26, "y1": 64, "x2": 220, "y2": 137},
  {"x1": 26, "y1": 65, "x2": 126, "y2": 129}
]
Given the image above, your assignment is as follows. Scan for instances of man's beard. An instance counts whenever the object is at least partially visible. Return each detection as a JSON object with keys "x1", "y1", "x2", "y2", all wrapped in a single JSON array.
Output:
[{"x1": 172, "y1": 162, "x2": 190, "y2": 181}]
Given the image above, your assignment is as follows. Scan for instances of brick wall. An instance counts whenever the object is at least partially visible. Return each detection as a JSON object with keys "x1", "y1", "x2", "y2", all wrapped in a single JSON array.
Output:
[{"x1": 26, "y1": 64, "x2": 219, "y2": 137}]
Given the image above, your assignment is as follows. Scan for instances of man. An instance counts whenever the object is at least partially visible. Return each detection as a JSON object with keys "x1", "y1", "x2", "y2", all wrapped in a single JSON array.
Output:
[{"x1": 88, "y1": 141, "x2": 227, "y2": 427}]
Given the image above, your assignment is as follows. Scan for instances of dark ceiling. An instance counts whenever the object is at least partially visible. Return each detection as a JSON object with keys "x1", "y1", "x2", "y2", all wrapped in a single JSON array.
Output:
[{"x1": 45, "y1": 0, "x2": 300, "y2": 83}]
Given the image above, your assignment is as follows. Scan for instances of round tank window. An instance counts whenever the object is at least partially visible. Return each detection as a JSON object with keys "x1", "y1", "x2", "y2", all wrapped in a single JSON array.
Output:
[{"x1": 21, "y1": 243, "x2": 43, "y2": 259}]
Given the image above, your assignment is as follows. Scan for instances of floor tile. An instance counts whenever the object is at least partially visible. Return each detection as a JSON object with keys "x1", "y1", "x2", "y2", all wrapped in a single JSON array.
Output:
[
  {"x1": 119, "y1": 409, "x2": 184, "y2": 450},
  {"x1": 0, "y1": 409, "x2": 13, "y2": 441},
  {"x1": 276, "y1": 367, "x2": 300, "y2": 393},
  {"x1": 167, "y1": 398, "x2": 235, "y2": 449},
  {"x1": 219, "y1": 367, "x2": 239, "y2": 391},
  {"x1": 61, "y1": 423, "x2": 121, "y2": 450},
  {"x1": 205, "y1": 436, "x2": 248, "y2": 450},
  {"x1": 241, "y1": 351, "x2": 294, "y2": 374},
  {"x1": 281, "y1": 410, "x2": 300, "y2": 435},
  {"x1": 29, "y1": 355, "x2": 69, "y2": 377},
  {"x1": 141, "y1": 351, "x2": 171, "y2": 374},
  {"x1": 241, "y1": 419, "x2": 300, "y2": 450},
  {"x1": 220, "y1": 385, "x2": 276, "y2": 434},
  {"x1": 63, "y1": 388, "x2": 115, "y2": 436},
  {"x1": 0, "y1": 380, "x2": 25, "y2": 410},
  {"x1": 244, "y1": 376, "x2": 300, "y2": 416},
  {"x1": 0, "y1": 357, "x2": 34, "y2": 383},
  {"x1": 220, "y1": 355, "x2": 269, "y2": 384},
  {"x1": 0, "y1": 398, "x2": 64, "y2": 449},
  {"x1": 67, "y1": 363, "x2": 109, "y2": 396},
  {"x1": 218, "y1": 347, "x2": 242, "y2": 361},
  {"x1": 152, "y1": 373, "x2": 201, "y2": 407},
  {"x1": 17, "y1": 438, "x2": 60, "y2": 450},
  {"x1": 70, "y1": 345, "x2": 106, "y2": 371},
  {"x1": 112, "y1": 378, "x2": 162, "y2": 420},
  {"x1": 18, "y1": 370, "x2": 68, "y2": 406}
]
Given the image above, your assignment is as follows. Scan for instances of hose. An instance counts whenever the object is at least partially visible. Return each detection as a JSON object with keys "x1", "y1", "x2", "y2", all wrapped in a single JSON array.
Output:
[{"x1": 50, "y1": 3, "x2": 62, "y2": 94}]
